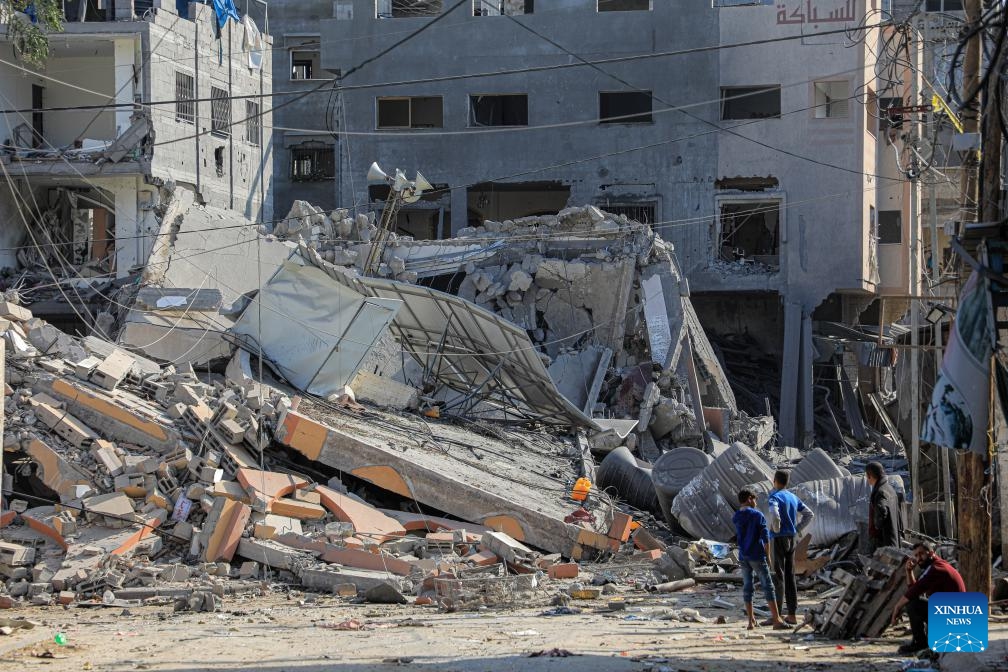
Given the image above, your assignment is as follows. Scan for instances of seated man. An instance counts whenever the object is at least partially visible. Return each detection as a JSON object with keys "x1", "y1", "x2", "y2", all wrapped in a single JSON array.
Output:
[{"x1": 889, "y1": 541, "x2": 965, "y2": 654}]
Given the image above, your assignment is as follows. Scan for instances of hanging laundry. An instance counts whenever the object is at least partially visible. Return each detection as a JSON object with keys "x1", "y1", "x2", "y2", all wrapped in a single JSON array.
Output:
[
  {"x1": 922, "y1": 269, "x2": 993, "y2": 455},
  {"x1": 243, "y1": 15, "x2": 264, "y2": 70},
  {"x1": 211, "y1": 0, "x2": 240, "y2": 30}
]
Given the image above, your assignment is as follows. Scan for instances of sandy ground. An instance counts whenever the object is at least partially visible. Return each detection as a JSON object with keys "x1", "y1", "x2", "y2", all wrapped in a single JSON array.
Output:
[{"x1": 1, "y1": 588, "x2": 1006, "y2": 672}]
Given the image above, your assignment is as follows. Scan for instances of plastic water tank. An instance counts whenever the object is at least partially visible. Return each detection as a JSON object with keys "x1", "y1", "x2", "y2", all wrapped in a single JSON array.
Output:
[
  {"x1": 651, "y1": 447, "x2": 713, "y2": 526},
  {"x1": 596, "y1": 446, "x2": 661, "y2": 514}
]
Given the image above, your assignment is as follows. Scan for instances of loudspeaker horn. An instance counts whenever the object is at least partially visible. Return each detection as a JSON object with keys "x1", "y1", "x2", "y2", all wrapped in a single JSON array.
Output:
[{"x1": 366, "y1": 161, "x2": 388, "y2": 184}]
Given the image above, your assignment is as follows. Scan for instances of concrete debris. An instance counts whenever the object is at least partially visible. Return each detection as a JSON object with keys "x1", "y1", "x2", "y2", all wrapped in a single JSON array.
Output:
[{"x1": 0, "y1": 204, "x2": 919, "y2": 627}]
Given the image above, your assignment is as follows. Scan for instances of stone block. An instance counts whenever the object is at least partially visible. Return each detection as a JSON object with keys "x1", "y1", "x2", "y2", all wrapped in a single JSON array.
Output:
[
  {"x1": 608, "y1": 512, "x2": 633, "y2": 542},
  {"x1": 269, "y1": 498, "x2": 326, "y2": 520},
  {"x1": 547, "y1": 563, "x2": 579, "y2": 580}
]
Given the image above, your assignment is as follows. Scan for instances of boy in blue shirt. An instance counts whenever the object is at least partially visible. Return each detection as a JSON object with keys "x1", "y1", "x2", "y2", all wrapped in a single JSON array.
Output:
[
  {"x1": 733, "y1": 488, "x2": 788, "y2": 630},
  {"x1": 767, "y1": 469, "x2": 815, "y2": 625}
]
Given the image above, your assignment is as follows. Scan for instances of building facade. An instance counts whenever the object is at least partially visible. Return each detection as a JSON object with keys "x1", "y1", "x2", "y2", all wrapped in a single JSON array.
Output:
[
  {"x1": 263, "y1": 0, "x2": 721, "y2": 237},
  {"x1": 0, "y1": 2, "x2": 272, "y2": 278}
]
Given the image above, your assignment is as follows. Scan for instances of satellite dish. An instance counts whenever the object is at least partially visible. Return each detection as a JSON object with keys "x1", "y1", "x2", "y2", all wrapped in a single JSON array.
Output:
[
  {"x1": 413, "y1": 171, "x2": 433, "y2": 193},
  {"x1": 366, "y1": 161, "x2": 388, "y2": 184}
]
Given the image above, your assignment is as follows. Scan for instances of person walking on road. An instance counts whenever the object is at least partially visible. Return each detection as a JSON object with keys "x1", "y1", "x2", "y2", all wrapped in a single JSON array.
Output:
[{"x1": 767, "y1": 469, "x2": 815, "y2": 625}]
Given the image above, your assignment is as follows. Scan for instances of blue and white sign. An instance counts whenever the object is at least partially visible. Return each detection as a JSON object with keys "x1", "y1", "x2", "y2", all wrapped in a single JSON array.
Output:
[{"x1": 928, "y1": 592, "x2": 988, "y2": 653}]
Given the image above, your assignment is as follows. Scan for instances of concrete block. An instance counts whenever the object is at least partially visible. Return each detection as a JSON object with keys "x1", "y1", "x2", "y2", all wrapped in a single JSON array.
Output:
[
  {"x1": 547, "y1": 562, "x2": 579, "y2": 580},
  {"x1": 0, "y1": 301, "x2": 32, "y2": 322},
  {"x1": 202, "y1": 499, "x2": 251, "y2": 562},
  {"x1": 576, "y1": 529, "x2": 620, "y2": 554},
  {"x1": 608, "y1": 512, "x2": 633, "y2": 542},
  {"x1": 269, "y1": 498, "x2": 327, "y2": 520},
  {"x1": 74, "y1": 356, "x2": 102, "y2": 380},
  {"x1": 83, "y1": 492, "x2": 135, "y2": 519},
  {"x1": 0, "y1": 542, "x2": 34, "y2": 566},
  {"x1": 31, "y1": 403, "x2": 100, "y2": 448},
  {"x1": 91, "y1": 349, "x2": 135, "y2": 391},
  {"x1": 211, "y1": 480, "x2": 250, "y2": 502},
  {"x1": 468, "y1": 550, "x2": 499, "y2": 566},
  {"x1": 90, "y1": 440, "x2": 124, "y2": 476}
]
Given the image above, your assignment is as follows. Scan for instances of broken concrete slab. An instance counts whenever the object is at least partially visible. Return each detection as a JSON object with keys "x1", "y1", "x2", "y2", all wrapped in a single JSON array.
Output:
[
  {"x1": 23, "y1": 438, "x2": 94, "y2": 501},
  {"x1": 278, "y1": 406, "x2": 604, "y2": 556},
  {"x1": 314, "y1": 485, "x2": 405, "y2": 542}
]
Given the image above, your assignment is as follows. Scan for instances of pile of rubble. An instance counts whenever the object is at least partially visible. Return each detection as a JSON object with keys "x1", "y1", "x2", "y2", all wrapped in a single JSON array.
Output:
[{"x1": 0, "y1": 299, "x2": 679, "y2": 612}]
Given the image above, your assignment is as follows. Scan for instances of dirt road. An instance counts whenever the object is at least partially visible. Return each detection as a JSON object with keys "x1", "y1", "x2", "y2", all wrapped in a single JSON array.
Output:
[{"x1": 2, "y1": 591, "x2": 1004, "y2": 672}]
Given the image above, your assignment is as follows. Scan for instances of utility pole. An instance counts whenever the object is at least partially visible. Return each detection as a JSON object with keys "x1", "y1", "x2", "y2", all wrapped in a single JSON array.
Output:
[
  {"x1": 909, "y1": 22, "x2": 922, "y2": 534},
  {"x1": 924, "y1": 16, "x2": 955, "y2": 538},
  {"x1": 958, "y1": 0, "x2": 993, "y2": 598}
]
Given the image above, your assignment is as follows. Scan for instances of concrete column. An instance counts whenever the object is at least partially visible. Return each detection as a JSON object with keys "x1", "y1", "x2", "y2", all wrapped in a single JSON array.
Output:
[
  {"x1": 113, "y1": 178, "x2": 139, "y2": 278},
  {"x1": 799, "y1": 310, "x2": 814, "y2": 450},
  {"x1": 778, "y1": 300, "x2": 802, "y2": 446},
  {"x1": 449, "y1": 186, "x2": 468, "y2": 237},
  {"x1": 113, "y1": 38, "x2": 135, "y2": 136}
]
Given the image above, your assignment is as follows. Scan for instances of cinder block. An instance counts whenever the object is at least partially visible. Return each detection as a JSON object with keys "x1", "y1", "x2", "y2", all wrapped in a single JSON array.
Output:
[
  {"x1": 608, "y1": 512, "x2": 633, "y2": 542},
  {"x1": 547, "y1": 562, "x2": 579, "y2": 580}
]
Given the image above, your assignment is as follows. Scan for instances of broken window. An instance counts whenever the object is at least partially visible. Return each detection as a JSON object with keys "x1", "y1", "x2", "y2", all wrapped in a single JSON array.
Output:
[
  {"x1": 175, "y1": 72, "x2": 195, "y2": 124},
  {"x1": 599, "y1": 91, "x2": 653, "y2": 124},
  {"x1": 291, "y1": 144, "x2": 335, "y2": 181},
  {"x1": 599, "y1": 202, "x2": 656, "y2": 224},
  {"x1": 473, "y1": 0, "x2": 531, "y2": 14},
  {"x1": 878, "y1": 210, "x2": 901, "y2": 244},
  {"x1": 376, "y1": 0, "x2": 442, "y2": 18},
  {"x1": 245, "y1": 101, "x2": 261, "y2": 146},
  {"x1": 718, "y1": 200, "x2": 780, "y2": 268},
  {"x1": 925, "y1": 0, "x2": 962, "y2": 10},
  {"x1": 720, "y1": 86, "x2": 781, "y2": 120},
  {"x1": 210, "y1": 86, "x2": 230, "y2": 138},
  {"x1": 469, "y1": 94, "x2": 528, "y2": 126},
  {"x1": 814, "y1": 81, "x2": 850, "y2": 119},
  {"x1": 597, "y1": 0, "x2": 650, "y2": 11},
  {"x1": 376, "y1": 96, "x2": 443, "y2": 129},
  {"x1": 291, "y1": 52, "x2": 317, "y2": 80}
]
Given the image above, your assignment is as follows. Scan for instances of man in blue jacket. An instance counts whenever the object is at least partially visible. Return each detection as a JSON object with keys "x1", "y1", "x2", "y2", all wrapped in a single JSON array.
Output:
[
  {"x1": 733, "y1": 488, "x2": 789, "y2": 630},
  {"x1": 767, "y1": 470, "x2": 815, "y2": 625}
]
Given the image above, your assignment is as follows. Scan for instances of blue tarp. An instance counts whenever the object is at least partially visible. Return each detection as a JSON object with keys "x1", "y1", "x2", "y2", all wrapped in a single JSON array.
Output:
[{"x1": 211, "y1": 0, "x2": 240, "y2": 29}]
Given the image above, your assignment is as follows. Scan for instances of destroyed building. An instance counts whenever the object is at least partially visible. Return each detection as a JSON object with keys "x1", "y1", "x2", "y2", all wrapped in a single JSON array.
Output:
[
  {"x1": 253, "y1": 0, "x2": 719, "y2": 230},
  {"x1": 0, "y1": 2, "x2": 273, "y2": 329},
  {"x1": 254, "y1": 0, "x2": 935, "y2": 463}
]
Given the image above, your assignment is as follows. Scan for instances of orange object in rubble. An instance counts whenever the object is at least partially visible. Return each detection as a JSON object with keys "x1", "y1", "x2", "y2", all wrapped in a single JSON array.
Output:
[{"x1": 570, "y1": 477, "x2": 591, "y2": 502}]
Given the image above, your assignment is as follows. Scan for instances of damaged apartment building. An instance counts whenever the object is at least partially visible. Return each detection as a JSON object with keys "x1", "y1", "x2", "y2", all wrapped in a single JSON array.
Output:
[
  {"x1": 0, "y1": 1, "x2": 273, "y2": 329},
  {"x1": 259, "y1": 0, "x2": 917, "y2": 450}
]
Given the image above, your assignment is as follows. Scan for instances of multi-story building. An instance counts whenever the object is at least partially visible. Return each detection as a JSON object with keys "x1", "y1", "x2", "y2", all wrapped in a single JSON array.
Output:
[
  {"x1": 0, "y1": 2, "x2": 273, "y2": 279},
  {"x1": 261, "y1": 0, "x2": 721, "y2": 237},
  {"x1": 262, "y1": 0, "x2": 920, "y2": 447}
]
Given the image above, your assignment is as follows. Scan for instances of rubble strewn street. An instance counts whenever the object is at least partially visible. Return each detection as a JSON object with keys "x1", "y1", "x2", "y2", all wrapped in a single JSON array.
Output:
[
  {"x1": 2, "y1": 0, "x2": 1007, "y2": 668},
  {"x1": 0, "y1": 199, "x2": 1004, "y2": 671}
]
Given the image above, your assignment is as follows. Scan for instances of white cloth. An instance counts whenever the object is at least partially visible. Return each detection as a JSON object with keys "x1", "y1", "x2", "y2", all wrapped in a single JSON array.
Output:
[{"x1": 242, "y1": 15, "x2": 264, "y2": 71}]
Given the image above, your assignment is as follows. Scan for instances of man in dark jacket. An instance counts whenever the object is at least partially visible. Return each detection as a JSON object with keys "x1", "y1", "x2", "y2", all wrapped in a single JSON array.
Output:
[
  {"x1": 890, "y1": 541, "x2": 965, "y2": 654},
  {"x1": 865, "y1": 461, "x2": 902, "y2": 551}
]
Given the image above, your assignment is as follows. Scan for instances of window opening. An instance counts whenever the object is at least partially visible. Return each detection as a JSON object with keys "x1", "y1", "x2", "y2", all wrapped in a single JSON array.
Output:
[
  {"x1": 718, "y1": 201, "x2": 780, "y2": 269},
  {"x1": 599, "y1": 91, "x2": 653, "y2": 124},
  {"x1": 720, "y1": 86, "x2": 781, "y2": 120},
  {"x1": 469, "y1": 94, "x2": 528, "y2": 126}
]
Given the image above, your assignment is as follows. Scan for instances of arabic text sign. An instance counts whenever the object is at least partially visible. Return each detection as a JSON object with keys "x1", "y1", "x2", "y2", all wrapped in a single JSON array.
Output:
[{"x1": 776, "y1": 0, "x2": 858, "y2": 25}]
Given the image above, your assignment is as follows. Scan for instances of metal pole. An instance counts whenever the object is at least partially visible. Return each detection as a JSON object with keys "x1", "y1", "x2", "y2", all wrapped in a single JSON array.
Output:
[
  {"x1": 924, "y1": 15, "x2": 955, "y2": 538},
  {"x1": 909, "y1": 23, "x2": 921, "y2": 533}
]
